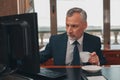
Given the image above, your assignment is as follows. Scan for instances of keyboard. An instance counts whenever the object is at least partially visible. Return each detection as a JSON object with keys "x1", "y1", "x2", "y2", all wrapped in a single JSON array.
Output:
[
  {"x1": 37, "y1": 67, "x2": 66, "y2": 78},
  {"x1": 0, "y1": 64, "x2": 6, "y2": 74},
  {"x1": 0, "y1": 74, "x2": 33, "y2": 80}
]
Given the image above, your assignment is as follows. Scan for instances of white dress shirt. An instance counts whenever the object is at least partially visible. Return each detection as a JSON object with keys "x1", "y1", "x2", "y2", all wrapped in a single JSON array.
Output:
[{"x1": 65, "y1": 35, "x2": 83, "y2": 65}]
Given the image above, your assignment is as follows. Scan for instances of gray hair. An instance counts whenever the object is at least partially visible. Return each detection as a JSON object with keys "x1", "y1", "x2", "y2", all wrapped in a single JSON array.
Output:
[{"x1": 66, "y1": 7, "x2": 87, "y2": 22}]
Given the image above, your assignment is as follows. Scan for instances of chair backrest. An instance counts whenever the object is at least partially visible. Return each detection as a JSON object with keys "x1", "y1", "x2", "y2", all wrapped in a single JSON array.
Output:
[
  {"x1": 102, "y1": 50, "x2": 120, "y2": 65},
  {"x1": 41, "y1": 58, "x2": 54, "y2": 66}
]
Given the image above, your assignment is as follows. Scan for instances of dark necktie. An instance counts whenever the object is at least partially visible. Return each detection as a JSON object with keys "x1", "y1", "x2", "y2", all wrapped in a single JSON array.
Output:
[{"x1": 71, "y1": 41, "x2": 80, "y2": 65}]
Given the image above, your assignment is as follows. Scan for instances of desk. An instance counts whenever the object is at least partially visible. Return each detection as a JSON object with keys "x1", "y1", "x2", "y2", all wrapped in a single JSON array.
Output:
[
  {"x1": 1, "y1": 65, "x2": 119, "y2": 80},
  {"x1": 39, "y1": 65, "x2": 120, "y2": 80},
  {"x1": 102, "y1": 65, "x2": 120, "y2": 80}
]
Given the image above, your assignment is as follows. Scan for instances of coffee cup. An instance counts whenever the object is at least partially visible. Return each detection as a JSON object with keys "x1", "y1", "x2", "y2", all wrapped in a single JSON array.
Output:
[{"x1": 80, "y1": 51, "x2": 90, "y2": 63}]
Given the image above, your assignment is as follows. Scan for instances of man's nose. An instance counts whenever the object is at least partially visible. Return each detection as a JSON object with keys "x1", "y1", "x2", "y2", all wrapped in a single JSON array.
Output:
[{"x1": 67, "y1": 27, "x2": 72, "y2": 33}]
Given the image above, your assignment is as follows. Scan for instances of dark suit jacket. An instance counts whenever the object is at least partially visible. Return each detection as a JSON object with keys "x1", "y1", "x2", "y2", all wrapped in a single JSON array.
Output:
[{"x1": 40, "y1": 32, "x2": 106, "y2": 65}]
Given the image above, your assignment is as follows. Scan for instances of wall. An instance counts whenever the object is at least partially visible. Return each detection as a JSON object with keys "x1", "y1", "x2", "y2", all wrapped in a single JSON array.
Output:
[{"x1": 0, "y1": 0, "x2": 17, "y2": 16}]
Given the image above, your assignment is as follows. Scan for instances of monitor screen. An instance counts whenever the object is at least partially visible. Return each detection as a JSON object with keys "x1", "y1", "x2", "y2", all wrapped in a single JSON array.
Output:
[{"x1": 0, "y1": 13, "x2": 40, "y2": 74}]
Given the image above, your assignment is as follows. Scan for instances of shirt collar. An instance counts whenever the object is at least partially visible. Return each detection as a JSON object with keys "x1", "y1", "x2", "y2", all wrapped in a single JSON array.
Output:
[{"x1": 69, "y1": 34, "x2": 84, "y2": 45}]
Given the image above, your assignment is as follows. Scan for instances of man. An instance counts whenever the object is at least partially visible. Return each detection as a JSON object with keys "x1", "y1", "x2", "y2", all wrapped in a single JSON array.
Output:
[{"x1": 40, "y1": 7, "x2": 106, "y2": 65}]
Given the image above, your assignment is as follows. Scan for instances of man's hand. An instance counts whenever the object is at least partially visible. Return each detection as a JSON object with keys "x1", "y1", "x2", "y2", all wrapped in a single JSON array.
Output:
[{"x1": 88, "y1": 52, "x2": 100, "y2": 65}]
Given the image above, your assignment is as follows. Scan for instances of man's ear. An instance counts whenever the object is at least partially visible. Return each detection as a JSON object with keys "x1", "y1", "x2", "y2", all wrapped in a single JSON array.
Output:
[{"x1": 83, "y1": 22, "x2": 87, "y2": 29}]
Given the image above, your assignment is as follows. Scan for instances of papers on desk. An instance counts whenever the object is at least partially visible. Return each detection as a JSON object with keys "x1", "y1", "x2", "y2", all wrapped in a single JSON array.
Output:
[
  {"x1": 111, "y1": 65, "x2": 120, "y2": 67},
  {"x1": 87, "y1": 76, "x2": 107, "y2": 80}
]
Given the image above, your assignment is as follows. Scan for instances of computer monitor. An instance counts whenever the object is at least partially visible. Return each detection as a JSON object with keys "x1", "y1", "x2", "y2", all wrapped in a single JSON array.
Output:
[{"x1": 0, "y1": 13, "x2": 40, "y2": 74}]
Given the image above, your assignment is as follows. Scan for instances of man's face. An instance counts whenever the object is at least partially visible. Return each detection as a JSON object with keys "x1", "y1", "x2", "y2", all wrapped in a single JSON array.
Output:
[{"x1": 66, "y1": 13, "x2": 87, "y2": 40}]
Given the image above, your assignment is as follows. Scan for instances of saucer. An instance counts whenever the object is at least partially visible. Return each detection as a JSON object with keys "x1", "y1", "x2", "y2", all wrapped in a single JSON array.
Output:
[{"x1": 81, "y1": 65, "x2": 102, "y2": 73}]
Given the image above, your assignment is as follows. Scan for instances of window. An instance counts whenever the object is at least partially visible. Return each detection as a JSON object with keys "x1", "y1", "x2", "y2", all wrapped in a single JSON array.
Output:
[
  {"x1": 34, "y1": 0, "x2": 50, "y2": 46},
  {"x1": 57, "y1": 0, "x2": 103, "y2": 48},
  {"x1": 34, "y1": 0, "x2": 120, "y2": 50},
  {"x1": 110, "y1": 0, "x2": 120, "y2": 49}
]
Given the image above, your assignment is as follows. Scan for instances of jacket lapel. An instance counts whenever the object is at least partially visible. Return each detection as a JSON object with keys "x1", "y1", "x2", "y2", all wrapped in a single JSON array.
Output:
[
  {"x1": 83, "y1": 33, "x2": 90, "y2": 51},
  {"x1": 61, "y1": 33, "x2": 68, "y2": 65}
]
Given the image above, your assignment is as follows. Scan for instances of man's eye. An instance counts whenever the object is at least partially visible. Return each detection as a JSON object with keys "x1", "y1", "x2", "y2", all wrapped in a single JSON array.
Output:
[
  {"x1": 66, "y1": 24, "x2": 69, "y2": 27},
  {"x1": 72, "y1": 25, "x2": 77, "y2": 28}
]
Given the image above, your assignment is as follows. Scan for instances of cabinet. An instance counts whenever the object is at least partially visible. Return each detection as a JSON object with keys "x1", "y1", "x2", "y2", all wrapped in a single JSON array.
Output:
[
  {"x1": 0, "y1": 0, "x2": 32, "y2": 16},
  {"x1": 102, "y1": 50, "x2": 120, "y2": 65}
]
